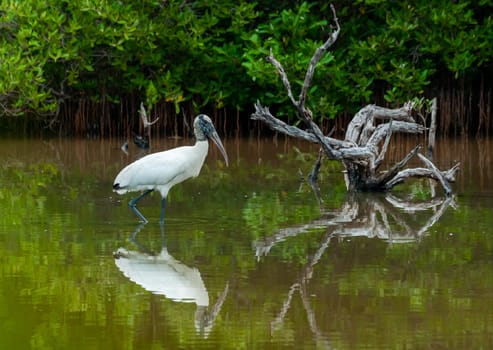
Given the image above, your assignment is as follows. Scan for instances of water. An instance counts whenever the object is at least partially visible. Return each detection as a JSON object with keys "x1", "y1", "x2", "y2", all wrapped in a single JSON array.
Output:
[{"x1": 0, "y1": 136, "x2": 492, "y2": 349}]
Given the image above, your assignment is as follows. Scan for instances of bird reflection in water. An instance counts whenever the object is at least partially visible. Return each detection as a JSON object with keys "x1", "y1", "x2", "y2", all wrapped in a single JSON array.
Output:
[{"x1": 113, "y1": 224, "x2": 229, "y2": 337}]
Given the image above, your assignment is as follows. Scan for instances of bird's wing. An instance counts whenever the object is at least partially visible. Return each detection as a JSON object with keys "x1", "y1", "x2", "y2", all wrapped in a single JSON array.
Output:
[{"x1": 113, "y1": 146, "x2": 197, "y2": 193}]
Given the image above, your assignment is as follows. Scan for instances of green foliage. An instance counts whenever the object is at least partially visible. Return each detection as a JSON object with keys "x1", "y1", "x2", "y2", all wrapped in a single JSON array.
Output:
[
  {"x1": 409, "y1": 181, "x2": 433, "y2": 201},
  {"x1": 0, "y1": 161, "x2": 61, "y2": 225},
  {"x1": 0, "y1": 0, "x2": 260, "y2": 117},
  {"x1": 242, "y1": 2, "x2": 339, "y2": 118},
  {"x1": 244, "y1": 0, "x2": 493, "y2": 118},
  {"x1": 0, "y1": 0, "x2": 492, "y2": 124},
  {"x1": 341, "y1": 0, "x2": 492, "y2": 103}
]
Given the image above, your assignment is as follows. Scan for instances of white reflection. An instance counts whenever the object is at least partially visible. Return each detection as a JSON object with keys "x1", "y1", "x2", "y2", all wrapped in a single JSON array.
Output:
[
  {"x1": 114, "y1": 224, "x2": 228, "y2": 337},
  {"x1": 114, "y1": 247, "x2": 209, "y2": 306}
]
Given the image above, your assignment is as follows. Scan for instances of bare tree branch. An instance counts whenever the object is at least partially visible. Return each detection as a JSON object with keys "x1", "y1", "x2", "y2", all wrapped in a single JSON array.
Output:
[
  {"x1": 385, "y1": 167, "x2": 458, "y2": 189},
  {"x1": 427, "y1": 97, "x2": 438, "y2": 159},
  {"x1": 251, "y1": 102, "x2": 353, "y2": 150},
  {"x1": 417, "y1": 153, "x2": 452, "y2": 196},
  {"x1": 266, "y1": 50, "x2": 297, "y2": 106},
  {"x1": 373, "y1": 144, "x2": 422, "y2": 188},
  {"x1": 299, "y1": 4, "x2": 340, "y2": 107},
  {"x1": 250, "y1": 4, "x2": 460, "y2": 196},
  {"x1": 374, "y1": 119, "x2": 393, "y2": 170}
]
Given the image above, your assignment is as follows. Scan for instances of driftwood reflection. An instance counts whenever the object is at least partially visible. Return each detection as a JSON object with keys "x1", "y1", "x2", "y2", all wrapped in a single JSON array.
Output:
[
  {"x1": 257, "y1": 190, "x2": 455, "y2": 349},
  {"x1": 270, "y1": 230, "x2": 334, "y2": 349},
  {"x1": 255, "y1": 192, "x2": 455, "y2": 258},
  {"x1": 113, "y1": 224, "x2": 228, "y2": 337}
]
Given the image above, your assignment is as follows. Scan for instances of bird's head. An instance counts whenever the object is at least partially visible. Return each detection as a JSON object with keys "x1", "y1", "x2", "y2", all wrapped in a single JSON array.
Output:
[{"x1": 194, "y1": 114, "x2": 229, "y2": 166}]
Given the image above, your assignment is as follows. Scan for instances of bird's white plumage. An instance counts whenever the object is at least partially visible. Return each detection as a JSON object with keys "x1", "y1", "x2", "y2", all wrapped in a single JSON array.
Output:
[{"x1": 114, "y1": 140, "x2": 209, "y2": 198}]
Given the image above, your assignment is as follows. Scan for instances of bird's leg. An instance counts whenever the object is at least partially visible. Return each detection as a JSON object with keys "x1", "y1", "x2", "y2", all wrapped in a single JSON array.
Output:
[
  {"x1": 159, "y1": 197, "x2": 167, "y2": 225},
  {"x1": 128, "y1": 189, "x2": 153, "y2": 223}
]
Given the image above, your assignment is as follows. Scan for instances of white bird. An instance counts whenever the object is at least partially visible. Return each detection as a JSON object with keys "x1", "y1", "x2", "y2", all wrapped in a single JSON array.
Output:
[{"x1": 113, "y1": 114, "x2": 229, "y2": 224}]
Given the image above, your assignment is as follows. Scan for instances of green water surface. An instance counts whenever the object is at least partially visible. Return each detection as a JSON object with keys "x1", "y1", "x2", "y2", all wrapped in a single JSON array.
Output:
[{"x1": 0, "y1": 137, "x2": 492, "y2": 349}]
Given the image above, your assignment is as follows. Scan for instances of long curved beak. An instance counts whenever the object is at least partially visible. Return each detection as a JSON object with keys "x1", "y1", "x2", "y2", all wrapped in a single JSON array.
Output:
[{"x1": 209, "y1": 131, "x2": 229, "y2": 166}]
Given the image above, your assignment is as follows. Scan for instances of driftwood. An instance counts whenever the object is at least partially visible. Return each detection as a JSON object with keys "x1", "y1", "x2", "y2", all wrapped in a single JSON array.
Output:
[
  {"x1": 251, "y1": 5, "x2": 460, "y2": 195},
  {"x1": 135, "y1": 102, "x2": 159, "y2": 149},
  {"x1": 121, "y1": 103, "x2": 160, "y2": 154}
]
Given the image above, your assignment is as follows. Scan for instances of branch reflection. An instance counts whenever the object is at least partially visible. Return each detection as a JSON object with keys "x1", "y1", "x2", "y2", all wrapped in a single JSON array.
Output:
[
  {"x1": 255, "y1": 192, "x2": 456, "y2": 258},
  {"x1": 256, "y1": 190, "x2": 455, "y2": 349},
  {"x1": 113, "y1": 224, "x2": 228, "y2": 337}
]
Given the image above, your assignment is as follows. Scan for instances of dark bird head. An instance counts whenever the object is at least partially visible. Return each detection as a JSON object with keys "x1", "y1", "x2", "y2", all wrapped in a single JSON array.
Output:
[
  {"x1": 132, "y1": 132, "x2": 149, "y2": 149},
  {"x1": 194, "y1": 114, "x2": 229, "y2": 166}
]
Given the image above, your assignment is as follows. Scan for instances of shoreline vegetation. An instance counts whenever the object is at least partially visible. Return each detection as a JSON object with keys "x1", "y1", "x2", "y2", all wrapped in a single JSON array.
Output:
[
  {"x1": 3, "y1": 80, "x2": 489, "y2": 139},
  {"x1": 1, "y1": 1, "x2": 492, "y2": 137}
]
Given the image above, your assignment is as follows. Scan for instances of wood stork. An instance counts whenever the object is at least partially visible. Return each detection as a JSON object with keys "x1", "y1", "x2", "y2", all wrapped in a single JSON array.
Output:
[{"x1": 113, "y1": 114, "x2": 229, "y2": 223}]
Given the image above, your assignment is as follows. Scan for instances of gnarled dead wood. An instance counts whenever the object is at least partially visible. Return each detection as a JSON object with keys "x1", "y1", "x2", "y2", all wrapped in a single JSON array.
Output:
[{"x1": 250, "y1": 4, "x2": 460, "y2": 196}]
